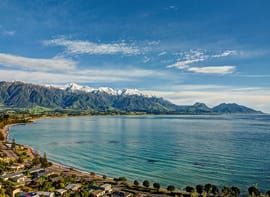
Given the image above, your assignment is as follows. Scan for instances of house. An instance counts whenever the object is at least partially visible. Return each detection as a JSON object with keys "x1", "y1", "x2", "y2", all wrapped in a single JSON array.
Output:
[
  {"x1": 50, "y1": 176, "x2": 63, "y2": 182},
  {"x1": 9, "y1": 163, "x2": 25, "y2": 171},
  {"x1": 0, "y1": 151, "x2": 10, "y2": 162},
  {"x1": 100, "y1": 183, "x2": 112, "y2": 192},
  {"x1": 12, "y1": 174, "x2": 27, "y2": 184},
  {"x1": 92, "y1": 189, "x2": 105, "y2": 197},
  {"x1": 10, "y1": 188, "x2": 21, "y2": 197},
  {"x1": 54, "y1": 189, "x2": 67, "y2": 197},
  {"x1": 65, "y1": 183, "x2": 81, "y2": 191},
  {"x1": 20, "y1": 192, "x2": 39, "y2": 197},
  {"x1": 36, "y1": 191, "x2": 55, "y2": 197},
  {"x1": 1, "y1": 171, "x2": 25, "y2": 181},
  {"x1": 111, "y1": 191, "x2": 132, "y2": 197},
  {"x1": 30, "y1": 168, "x2": 56, "y2": 178}
]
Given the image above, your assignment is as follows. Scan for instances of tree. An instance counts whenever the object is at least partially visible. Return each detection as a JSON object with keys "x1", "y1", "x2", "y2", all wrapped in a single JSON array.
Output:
[
  {"x1": 266, "y1": 190, "x2": 270, "y2": 197},
  {"x1": 17, "y1": 156, "x2": 24, "y2": 163},
  {"x1": 185, "y1": 186, "x2": 194, "y2": 193},
  {"x1": 32, "y1": 153, "x2": 41, "y2": 165},
  {"x1": 153, "y1": 182, "x2": 161, "y2": 192},
  {"x1": 211, "y1": 184, "x2": 219, "y2": 195},
  {"x1": 143, "y1": 180, "x2": 150, "y2": 188},
  {"x1": 231, "y1": 186, "x2": 240, "y2": 197},
  {"x1": 41, "y1": 152, "x2": 49, "y2": 168},
  {"x1": 134, "y1": 180, "x2": 139, "y2": 188},
  {"x1": 248, "y1": 186, "x2": 260, "y2": 197},
  {"x1": 196, "y1": 185, "x2": 204, "y2": 196},
  {"x1": 167, "y1": 185, "x2": 175, "y2": 193},
  {"x1": 205, "y1": 183, "x2": 212, "y2": 194},
  {"x1": 221, "y1": 186, "x2": 230, "y2": 196},
  {"x1": 119, "y1": 176, "x2": 127, "y2": 182},
  {"x1": 11, "y1": 138, "x2": 16, "y2": 150}
]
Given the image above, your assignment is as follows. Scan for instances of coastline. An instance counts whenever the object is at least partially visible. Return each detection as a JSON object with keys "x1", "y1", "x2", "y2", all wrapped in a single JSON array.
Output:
[
  {"x1": 1, "y1": 116, "x2": 114, "y2": 182},
  {"x1": 3, "y1": 114, "x2": 269, "y2": 195}
]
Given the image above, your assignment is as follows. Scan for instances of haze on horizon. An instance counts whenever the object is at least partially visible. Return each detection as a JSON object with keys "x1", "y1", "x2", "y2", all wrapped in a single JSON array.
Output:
[{"x1": 0, "y1": 0, "x2": 270, "y2": 112}]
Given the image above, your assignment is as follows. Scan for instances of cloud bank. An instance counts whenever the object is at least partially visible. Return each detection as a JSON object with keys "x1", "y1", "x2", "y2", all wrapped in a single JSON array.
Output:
[
  {"x1": 0, "y1": 52, "x2": 166, "y2": 83},
  {"x1": 0, "y1": 53, "x2": 76, "y2": 72}
]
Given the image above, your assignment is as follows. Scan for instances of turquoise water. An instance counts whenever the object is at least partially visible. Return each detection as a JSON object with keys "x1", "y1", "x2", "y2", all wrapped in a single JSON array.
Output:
[{"x1": 9, "y1": 115, "x2": 270, "y2": 192}]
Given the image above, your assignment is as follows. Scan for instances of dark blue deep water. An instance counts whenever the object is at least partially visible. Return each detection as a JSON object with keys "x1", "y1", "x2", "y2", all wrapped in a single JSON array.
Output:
[{"x1": 9, "y1": 115, "x2": 270, "y2": 191}]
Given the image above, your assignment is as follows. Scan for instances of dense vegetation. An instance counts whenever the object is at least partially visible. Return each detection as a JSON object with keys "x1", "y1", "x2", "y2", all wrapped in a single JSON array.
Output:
[{"x1": 0, "y1": 81, "x2": 263, "y2": 114}]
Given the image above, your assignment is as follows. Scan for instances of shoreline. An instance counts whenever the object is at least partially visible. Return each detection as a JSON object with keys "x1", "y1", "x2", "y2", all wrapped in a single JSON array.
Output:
[
  {"x1": 2, "y1": 114, "x2": 268, "y2": 195},
  {"x1": 2, "y1": 116, "x2": 115, "y2": 182}
]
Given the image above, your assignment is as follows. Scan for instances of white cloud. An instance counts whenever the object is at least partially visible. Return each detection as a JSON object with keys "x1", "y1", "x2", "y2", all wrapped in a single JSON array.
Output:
[
  {"x1": 212, "y1": 50, "x2": 237, "y2": 58},
  {"x1": 0, "y1": 67, "x2": 168, "y2": 84},
  {"x1": 0, "y1": 53, "x2": 76, "y2": 71},
  {"x1": 0, "y1": 52, "x2": 170, "y2": 84},
  {"x1": 187, "y1": 66, "x2": 235, "y2": 74},
  {"x1": 167, "y1": 59, "x2": 204, "y2": 69},
  {"x1": 167, "y1": 49, "x2": 237, "y2": 74},
  {"x1": 168, "y1": 50, "x2": 208, "y2": 69},
  {"x1": 158, "y1": 51, "x2": 167, "y2": 56},
  {"x1": 43, "y1": 38, "x2": 140, "y2": 55},
  {"x1": 143, "y1": 56, "x2": 151, "y2": 63}
]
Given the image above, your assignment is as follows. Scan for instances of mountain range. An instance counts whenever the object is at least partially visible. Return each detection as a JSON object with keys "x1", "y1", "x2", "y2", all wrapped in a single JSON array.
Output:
[{"x1": 0, "y1": 81, "x2": 263, "y2": 114}]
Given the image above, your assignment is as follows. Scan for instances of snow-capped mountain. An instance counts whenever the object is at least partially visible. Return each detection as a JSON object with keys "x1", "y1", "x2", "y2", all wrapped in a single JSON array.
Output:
[
  {"x1": 64, "y1": 83, "x2": 95, "y2": 93},
  {"x1": 61, "y1": 83, "x2": 151, "y2": 97}
]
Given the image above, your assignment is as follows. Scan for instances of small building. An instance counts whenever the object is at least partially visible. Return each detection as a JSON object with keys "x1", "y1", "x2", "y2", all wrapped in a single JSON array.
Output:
[
  {"x1": 20, "y1": 192, "x2": 39, "y2": 197},
  {"x1": 92, "y1": 189, "x2": 105, "y2": 197},
  {"x1": 9, "y1": 163, "x2": 25, "y2": 171},
  {"x1": 50, "y1": 176, "x2": 63, "y2": 182},
  {"x1": 12, "y1": 174, "x2": 27, "y2": 184},
  {"x1": 1, "y1": 171, "x2": 25, "y2": 181},
  {"x1": 111, "y1": 191, "x2": 132, "y2": 197},
  {"x1": 54, "y1": 189, "x2": 67, "y2": 197},
  {"x1": 65, "y1": 183, "x2": 81, "y2": 191},
  {"x1": 37, "y1": 191, "x2": 55, "y2": 197},
  {"x1": 100, "y1": 183, "x2": 112, "y2": 192},
  {"x1": 0, "y1": 152, "x2": 10, "y2": 162}
]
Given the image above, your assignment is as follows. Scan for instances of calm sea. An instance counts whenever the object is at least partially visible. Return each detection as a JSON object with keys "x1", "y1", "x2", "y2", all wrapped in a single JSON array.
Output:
[{"x1": 9, "y1": 115, "x2": 270, "y2": 192}]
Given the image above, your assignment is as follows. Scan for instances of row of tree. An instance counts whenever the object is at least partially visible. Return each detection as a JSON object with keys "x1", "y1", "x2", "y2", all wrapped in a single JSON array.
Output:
[{"x1": 132, "y1": 180, "x2": 270, "y2": 196}]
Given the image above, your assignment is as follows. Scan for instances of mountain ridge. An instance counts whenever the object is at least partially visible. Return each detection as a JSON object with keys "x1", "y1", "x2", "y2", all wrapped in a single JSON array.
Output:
[{"x1": 0, "y1": 81, "x2": 263, "y2": 114}]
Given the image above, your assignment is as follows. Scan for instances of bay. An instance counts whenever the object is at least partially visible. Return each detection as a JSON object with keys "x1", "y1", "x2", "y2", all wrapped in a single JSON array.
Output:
[{"x1": 9, "y1": 114, "x2": 270, "y2": 192}]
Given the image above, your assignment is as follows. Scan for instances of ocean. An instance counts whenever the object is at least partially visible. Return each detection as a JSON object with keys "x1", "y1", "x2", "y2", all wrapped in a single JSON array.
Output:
[{"x1": 9, "y1": 114, "x2": 270, "y2": 192}]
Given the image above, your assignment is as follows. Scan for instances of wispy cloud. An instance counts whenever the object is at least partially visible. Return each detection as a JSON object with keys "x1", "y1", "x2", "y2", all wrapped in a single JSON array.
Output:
[
  {"x1": 167, "y1": 49, "x2": 237, "y2": 74},
  {"x1": 0, "y1": 53, "x2": 76, "y2": 71},
  {"x1": 0, "y1": 26, "x2": 16, "y2": 36},
  {"x1": 43, "y1": 38, "x2": 140, "y2": 55},
  {"x1": 158, "y1": 51, "x2": 167, "y2": 56},
  {"x1": 212, "y1": 50, "x2": 237, "y2": 58},
  {"x1": 187, "y1": 66, "x2": 235, "y2": 74},
  {"x1": 1, "y1": 30, "x2": 15, "y2": 36}
]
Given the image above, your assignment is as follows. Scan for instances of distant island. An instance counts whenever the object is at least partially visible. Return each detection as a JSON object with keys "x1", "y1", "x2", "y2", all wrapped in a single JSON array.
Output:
[{"x1": 0, "y1": 81, "x2": 263, "y2": 115}]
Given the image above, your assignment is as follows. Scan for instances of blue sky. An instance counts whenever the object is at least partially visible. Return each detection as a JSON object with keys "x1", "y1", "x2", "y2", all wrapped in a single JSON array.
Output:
[{"x1": 0, "y1": 0, "x2": 270, "y2": 112}]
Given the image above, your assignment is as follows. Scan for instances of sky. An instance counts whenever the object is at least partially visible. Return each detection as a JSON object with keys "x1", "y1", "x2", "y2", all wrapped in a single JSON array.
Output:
[{"x1": 0, "y1": 0, "x2": 270, "y2": 112}]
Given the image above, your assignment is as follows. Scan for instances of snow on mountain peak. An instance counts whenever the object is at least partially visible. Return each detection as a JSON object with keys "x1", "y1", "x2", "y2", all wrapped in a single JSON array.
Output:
[
  {"x1": 122, "y1": 88, "x2": 143, "y2": 96},
  {"x1": 47, "y1": 83, "x2": 153, "y2": 97},
  {"x1": 65, "y1": 82, "x2": 94, "y2": 93}
]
